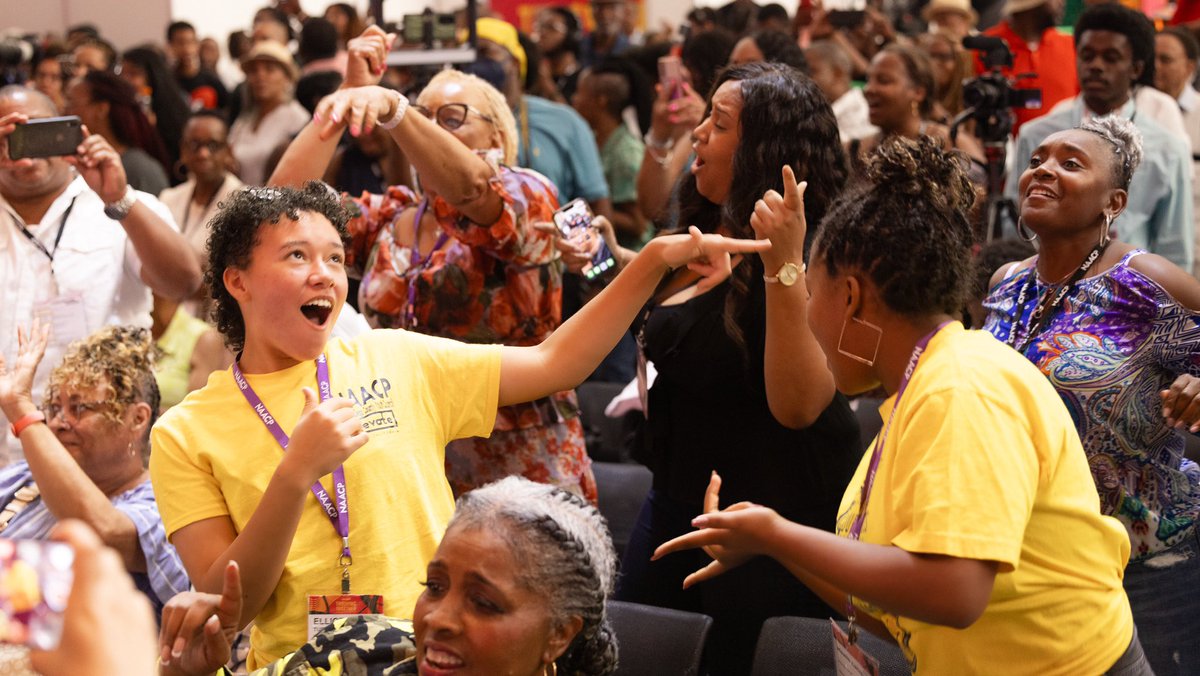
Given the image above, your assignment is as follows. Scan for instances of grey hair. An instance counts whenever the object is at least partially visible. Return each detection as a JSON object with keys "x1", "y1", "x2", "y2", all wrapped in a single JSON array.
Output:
[
  {"x1": 1076, "y1": 115, "x2": 1143, "y2": 189},
  {"x1": 449, "y1": 477, "x2": 618, "y2": 676}
]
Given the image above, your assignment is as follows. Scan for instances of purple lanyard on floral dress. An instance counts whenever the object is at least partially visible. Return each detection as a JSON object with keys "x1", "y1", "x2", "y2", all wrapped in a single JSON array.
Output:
[
  {"x1": 844, "y1": 321, "x2": 951, "y2": 640},
  {"x1": 403, "y1": 199, "x2": 449, "y2": 329},
  {"x1": 232, "y1": 354, "x2": 355, "y2": 590}
]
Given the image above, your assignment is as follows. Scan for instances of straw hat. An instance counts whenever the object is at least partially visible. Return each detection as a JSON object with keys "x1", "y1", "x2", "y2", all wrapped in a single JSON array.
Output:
[
  {"x1": 240, "y1": 41, "x2": 299, "y2": 81},
  {"x1": 1004, "y1": 0, "x2": 1049, "y2": 15},
  {"x1": 923, "y1": 0, "x2": 979, "y2": 25}
]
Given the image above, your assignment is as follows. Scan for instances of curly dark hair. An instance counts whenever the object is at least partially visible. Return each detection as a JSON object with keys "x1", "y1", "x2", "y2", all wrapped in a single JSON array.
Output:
[
  {"x1": 205, "y1": 182, "x2": 357, "y2": 353},
  {"x1": 672, "y1": 61, "x2": 847, "y2": 350},
  {"x1": 449, "y1": 477, "x2": 618, "y2": 676},
  {"x1": 1075, "y1": 3, "x2": 1156, "y2": 87},
  {"x1": 813, "y1": 136, "x2": 975, "y2": 317}
]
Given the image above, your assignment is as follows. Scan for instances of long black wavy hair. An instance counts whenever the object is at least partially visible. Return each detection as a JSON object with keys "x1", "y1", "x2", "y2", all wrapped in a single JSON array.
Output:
[{"x1": 671, "y1": 61, "x2": 847, "y2": 351}]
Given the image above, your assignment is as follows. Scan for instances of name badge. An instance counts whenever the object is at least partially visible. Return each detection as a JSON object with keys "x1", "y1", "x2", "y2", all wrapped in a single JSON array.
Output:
[
  {"x1": 306, "y1": 593, "x2": 385, "y2": 641},
  {"x1": 832, "y1": 618, "x2": 880, "y2": 676}
]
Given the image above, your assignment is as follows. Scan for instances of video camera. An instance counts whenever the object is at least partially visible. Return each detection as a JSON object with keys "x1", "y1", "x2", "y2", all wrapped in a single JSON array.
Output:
[
  {"x1": 0, "y1": 36, "x2": 38, "y2": 86},
  {"x1": 959, "y1": 36, "x2": 1041, "y2": 143}
]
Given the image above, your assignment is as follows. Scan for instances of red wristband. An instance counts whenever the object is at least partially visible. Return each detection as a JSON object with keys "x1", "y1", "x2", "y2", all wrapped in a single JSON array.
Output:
[{"x1": 9, "y1": 411, "x2": 46, "y2": 438}]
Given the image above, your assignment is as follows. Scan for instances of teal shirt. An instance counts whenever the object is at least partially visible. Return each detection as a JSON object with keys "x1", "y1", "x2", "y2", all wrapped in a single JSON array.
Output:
[
  {"x1": 516, "y1": 95, "x2": 609, "y2": 204},
  {"x1": 1008, "y1": 97, "x2": 1195, "y2": 272}
]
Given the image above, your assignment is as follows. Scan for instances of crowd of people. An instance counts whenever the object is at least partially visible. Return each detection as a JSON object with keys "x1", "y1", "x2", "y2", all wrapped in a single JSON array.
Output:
[{"x1": 2, "y1": 0, "x2": 1200, "y2": 673}]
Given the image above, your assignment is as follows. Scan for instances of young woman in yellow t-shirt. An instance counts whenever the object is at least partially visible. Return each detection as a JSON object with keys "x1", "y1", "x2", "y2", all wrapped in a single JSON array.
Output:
[{"x1": 655, "y1": 138, "x2": 1147, "y2": 674}]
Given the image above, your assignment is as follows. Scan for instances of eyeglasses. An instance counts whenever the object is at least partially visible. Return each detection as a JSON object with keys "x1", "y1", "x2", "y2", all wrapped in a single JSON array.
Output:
[
  {"x1": 184, "y1": 139, "x2": 227, "y2": 154},
  {"x1": 411, "y1": 103, "x2": 495, "y2": 131},
  {"x1": 45, "y1": 400, "x2": 110, "y2": 424}
]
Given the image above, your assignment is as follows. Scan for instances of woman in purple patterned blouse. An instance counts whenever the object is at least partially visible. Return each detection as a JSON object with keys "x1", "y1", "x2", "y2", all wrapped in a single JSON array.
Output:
[
  {"x1": 272, "y1": 62, "x2": 594, "y2": 503},
  {"x1": 983, "y1": 116, "x2": 1200, "y2": 675}
]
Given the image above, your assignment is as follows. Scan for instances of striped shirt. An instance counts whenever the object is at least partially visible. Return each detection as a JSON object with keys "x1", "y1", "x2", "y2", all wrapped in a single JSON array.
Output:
[{"x1": 0, "y1": 462, "x2": 190, "y2": 615}]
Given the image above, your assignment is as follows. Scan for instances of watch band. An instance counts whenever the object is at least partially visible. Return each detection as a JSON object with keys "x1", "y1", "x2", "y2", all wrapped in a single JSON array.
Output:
[
  {"x1": 103, "y1": 185, "x2": 137, "y2": 220},
  {"x1": 763, "y1": 262, "x2": 805, "y2": 285},
  {"x1": 9, "y1": 411, "x2": 46, "y2": 437}
]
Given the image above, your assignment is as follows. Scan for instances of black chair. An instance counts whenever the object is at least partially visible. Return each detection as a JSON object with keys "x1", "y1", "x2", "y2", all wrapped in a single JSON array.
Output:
[
  {"x1": 608, "y1": 600, "x2": 713, "y2": 676},
  {"x1": 750, "y1": 616, "x2": 911, "y2": 676},
  {"x1": 577, "y1": 381, "x2": 634, "y2": 462},
  {"x1": 592, "y1": 461, "x2": 652, "y2": 560}
]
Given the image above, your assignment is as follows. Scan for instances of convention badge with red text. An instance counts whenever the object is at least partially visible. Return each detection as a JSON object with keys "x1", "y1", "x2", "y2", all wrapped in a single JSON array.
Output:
[
  {"x1": 832, "y1": 618, "x2": 880, "y2": 676},
  {"x1": 307, "y1": 593, "x2": 385, "y2": 640}
]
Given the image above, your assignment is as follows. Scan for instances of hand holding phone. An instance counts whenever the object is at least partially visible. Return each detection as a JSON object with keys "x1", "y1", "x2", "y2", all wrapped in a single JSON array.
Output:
[
  {"x1": 7, "y1": 116, "x2": 84, "y2": 161},
  {"x1": 657, "y1": 56, "x2": 685, "y2": 101},
  {"x1": 553, "y1": 199, "x2": 616, "y2": 281}
]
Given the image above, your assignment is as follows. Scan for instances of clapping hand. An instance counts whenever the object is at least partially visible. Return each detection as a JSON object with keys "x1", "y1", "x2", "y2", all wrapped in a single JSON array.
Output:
[
  {"x1": 0, "y1": 320, "x2": 49, "y2": 419},
  {"x1": 651, "y1": 471, "x2": 782, "y2": 589},
  {"x1": 1162, "y1": 375, "x2": 1200, "y2": 433},
  {"x1": 159, "y1": 561, "x2": 243, "y2": 676}
]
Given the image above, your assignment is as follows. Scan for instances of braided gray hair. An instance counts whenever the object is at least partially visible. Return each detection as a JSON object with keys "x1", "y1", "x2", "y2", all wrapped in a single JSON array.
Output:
[
  {"x1": 1076, "y1": 115, "x2": 1143, "y2": 190},
  {"x1": 449, "y1": 477, "x2": 618, "y2": 675}
]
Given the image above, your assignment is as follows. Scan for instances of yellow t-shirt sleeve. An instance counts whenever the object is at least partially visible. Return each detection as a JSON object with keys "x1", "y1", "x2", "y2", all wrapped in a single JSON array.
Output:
[
  {"x1": 889, "y1": 387, "x2": 1041, "y2": 571},
  {"x1": 389, "y1": 331, "x2": 502, "y2": 442},
  {"x1": 149, "y1": 418, "x2": 232, "y2": 538}
]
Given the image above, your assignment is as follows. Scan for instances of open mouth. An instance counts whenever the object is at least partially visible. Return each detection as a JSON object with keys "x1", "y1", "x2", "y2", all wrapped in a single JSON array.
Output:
[
  {"x1": 691, "y1": 155, "x2": 706, "y2": 173},
  {"x1": 300, "y1": 299, "x2": 334, "y2": 327},
  {"x1": 1026, "y1": 186, "x2": 1057, "y2": 199},
  {"x1": 423, "y1": 646, "x2": 465, "y2": 671}
]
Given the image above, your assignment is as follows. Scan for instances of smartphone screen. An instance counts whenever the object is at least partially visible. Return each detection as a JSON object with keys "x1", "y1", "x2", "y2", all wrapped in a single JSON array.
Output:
[
  {"x1": 657, "y1": 56, "x2": 684, "y2": 101},
  {"x1": 553, "y1": 199, "x2": 616, "y2": 281},
  {"x1": 0, "y1": 539, "x2": 72, "y2": 650},
  {"x1": 8, "y1": 116, "x2": 84, "y2": 161}
]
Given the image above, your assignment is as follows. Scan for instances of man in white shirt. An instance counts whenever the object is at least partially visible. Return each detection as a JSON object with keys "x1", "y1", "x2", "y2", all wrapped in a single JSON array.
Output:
[
  {"x1": 806, "y1": 40, "x2": 878, "y2": 144},
  {"x1": 0, "y1": 86, "x2": 201, "y2": 462},
  {"x1": 1155, "y1": 26, "x2": 1200, "y2": 277}
]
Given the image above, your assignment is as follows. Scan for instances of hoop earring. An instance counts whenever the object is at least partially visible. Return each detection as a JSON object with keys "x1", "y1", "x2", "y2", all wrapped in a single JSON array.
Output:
[
  {"x1": 1099, "y1": 212, "x2": 1112, "y2": 246},
  {"x1": 1017, "y1": 218, "x2": 1037, "y2": 242},
  {"x1": 544, "y1": 661, "x2": 558, "y2": 676},
  {"x1": 838, "y1": 317, "x2": 883, "y2": 367}
]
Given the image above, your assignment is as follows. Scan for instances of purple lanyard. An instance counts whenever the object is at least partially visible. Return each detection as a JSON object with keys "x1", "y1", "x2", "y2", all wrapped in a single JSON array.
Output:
[
  {"x1": 232, "y1": 354, "x2": 354, "y2": 590},
  {"x1": 403, "y1": 199, "x2": 449, "y2": 329},
  {"x1": 843, "y1": 322, "x2": 951, "y2": 637}
]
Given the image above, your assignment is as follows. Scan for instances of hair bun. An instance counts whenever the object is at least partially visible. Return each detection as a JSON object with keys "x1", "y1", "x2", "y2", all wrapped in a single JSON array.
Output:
[{"x1": 866, "y1": 136, "x2": 975, "y2": 217}]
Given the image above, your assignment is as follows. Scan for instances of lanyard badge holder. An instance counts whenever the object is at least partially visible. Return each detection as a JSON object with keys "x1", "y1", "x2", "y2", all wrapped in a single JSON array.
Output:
[
  {"x1": 232, "y1": 354, "x2": 384, "y2": 640},
  {"x1": 833, "y1": 322, "x2": 950, "y2": 676}
]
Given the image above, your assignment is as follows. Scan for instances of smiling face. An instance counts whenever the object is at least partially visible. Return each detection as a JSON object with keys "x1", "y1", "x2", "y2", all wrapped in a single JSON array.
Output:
[
  {"x1": 1076, "y1": 29, "x2": 1139, "y2": 115},
  {"x1": 691, "y1": 79, "x2": 742, "y2": 205},
  {"x1": 1018, "y1": 129, "x2": 1121, "y2": 236},
  {"x1": 45, "y1": 380, "x2": 148, "y2": 490},
  {"x1": 224, "y1": 210, "x2": 347, "y2": 372},
  {"x1": 864, "y1": 51, "x2": 924, "y2": 131},
  {"x1": 413, "y1": 525, "x2": 568, "y2": 676}
]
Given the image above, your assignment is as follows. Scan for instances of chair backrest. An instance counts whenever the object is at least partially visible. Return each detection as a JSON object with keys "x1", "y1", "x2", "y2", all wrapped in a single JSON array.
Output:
[
  {"x1": 576, "y1": 381, "x2": 632, "y2": 462},
  {"x1": 591, "y1": 461, "x2": 652, "y2": 560},
  {"x1": 750, "y1": 616, "x2": 912, "y2": 676},
  {"x1": 608, "y1": 600, "x2": 713, "y2": 676}
]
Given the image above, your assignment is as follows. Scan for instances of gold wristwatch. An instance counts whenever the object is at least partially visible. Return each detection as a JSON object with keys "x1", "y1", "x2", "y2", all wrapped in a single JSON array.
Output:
[{"x1": 763, "y1": 262, "x2": 804, "y2": 286}]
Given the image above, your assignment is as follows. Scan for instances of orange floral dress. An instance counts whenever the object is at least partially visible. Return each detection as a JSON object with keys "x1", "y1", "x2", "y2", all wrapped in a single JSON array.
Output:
[{"x1": 346, "y1": 163, "x2": 595, "y2": 503}]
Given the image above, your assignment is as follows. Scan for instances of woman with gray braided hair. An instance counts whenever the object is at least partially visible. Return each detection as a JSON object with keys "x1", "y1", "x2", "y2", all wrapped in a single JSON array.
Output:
[{"x1": 984, "y1": 115, "x2": 1200, "y2": 674}]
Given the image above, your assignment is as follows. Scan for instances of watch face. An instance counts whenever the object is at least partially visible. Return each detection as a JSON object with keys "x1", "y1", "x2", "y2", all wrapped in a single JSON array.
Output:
[{"x1": 779, "y1": 263, "x2": 800, "y2": 286}]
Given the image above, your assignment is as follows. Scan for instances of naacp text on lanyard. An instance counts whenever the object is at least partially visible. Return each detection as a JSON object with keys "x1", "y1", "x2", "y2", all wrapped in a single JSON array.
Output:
[
  {"x1": 232, "y1": 355, "x2": 351, "y2": 580},
  {"x1": 834, "y1": 322, "x2": 951, "y2": 676}
]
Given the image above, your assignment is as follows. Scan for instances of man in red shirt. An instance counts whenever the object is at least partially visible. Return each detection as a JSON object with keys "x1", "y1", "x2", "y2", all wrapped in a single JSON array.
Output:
[{"x1": 975, "y1": 0, "x2": 1077, "y2": 132}]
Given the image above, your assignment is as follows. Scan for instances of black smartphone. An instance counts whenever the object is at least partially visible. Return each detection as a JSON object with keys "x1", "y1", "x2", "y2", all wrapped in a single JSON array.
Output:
[
  {"x1": 553, "y1": 198, "x2": 616, "y2": 281},
  {"x1": 8, "y1": 116, "x2": 84, "y2": 161}
]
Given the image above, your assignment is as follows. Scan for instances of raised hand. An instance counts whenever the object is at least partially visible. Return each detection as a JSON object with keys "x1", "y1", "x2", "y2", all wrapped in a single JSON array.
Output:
[
  {"x1": 344, "y1": 26, "x2": 395, "y2": 88},
  {"x1": 1162, "y1": 374, "x2": 1200, "y2": 433},
  {"x1": 313, "y1": 86, "x2": 405, "y2": 140},
  {"x1": 64, "y1": 128, "x2": 128, "y2": 204},
  {"x1": 750, "y1": 165, "x2": 807, "y2": 272},
  {"x1": 654, "y1": 226, "x2": 772, "y2": 293},
  {"x1": 0, "y1": 320, "x2": 50, "y2": 418},
  {"x1": 281, "y1": 387, "x2": 369, "y2": 486},
  {"x1": 159, "y1": 561, "x2": 243, "y2": 676}
]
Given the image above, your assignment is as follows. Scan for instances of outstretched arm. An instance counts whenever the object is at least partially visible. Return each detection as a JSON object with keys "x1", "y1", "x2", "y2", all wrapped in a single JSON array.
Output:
[{"x1": 496, "y1": 229, "x2": 771, "y2": 405}]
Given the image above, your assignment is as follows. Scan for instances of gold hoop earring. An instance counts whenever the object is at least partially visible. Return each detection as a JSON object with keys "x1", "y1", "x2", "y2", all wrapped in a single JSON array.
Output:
[
  {"x1": 838, "y1": 317, "x2": 883, "y2": 367},
  {"x1": 1099, "y1": 212, "x2": 1112, "y2": 246},
  {"x1": 544, "y1": 661, "x2": 558, "y2": 676},
  {"x1": 1017, "y1": 218, "x2": 1037, "y2": 242}
]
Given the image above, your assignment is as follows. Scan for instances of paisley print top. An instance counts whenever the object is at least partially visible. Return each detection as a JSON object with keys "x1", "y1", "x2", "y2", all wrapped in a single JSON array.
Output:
[{"x1": 984, "y1": 250, "x2": 1200, "y2": 559}]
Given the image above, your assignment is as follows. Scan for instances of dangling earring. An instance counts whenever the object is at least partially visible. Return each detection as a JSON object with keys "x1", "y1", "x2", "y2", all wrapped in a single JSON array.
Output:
[
  {"x1": 838, "y1": 317, "x2": 883, "y2": 367},
  {"x1": 544, "y1": 661, "x2": 558, "y2": 676},
  {"x1": 1017, "y1": 218, "x2": 1037, "y2": 242},
  {"x1": 128, "y1": 441, "x2": 137, "y2": 458},
  {"x1": 1099, "y1": 212, "x2": 1112, "y2": 246}
]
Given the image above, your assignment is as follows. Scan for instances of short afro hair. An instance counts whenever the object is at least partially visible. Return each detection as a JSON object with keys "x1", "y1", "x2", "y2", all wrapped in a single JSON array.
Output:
[
  {"x1": 205, "y1": 182, "x2": 358, "y2": 353},
  {"x1": 1075, "y1": 3, "x2": 1156, "y2": 87}
]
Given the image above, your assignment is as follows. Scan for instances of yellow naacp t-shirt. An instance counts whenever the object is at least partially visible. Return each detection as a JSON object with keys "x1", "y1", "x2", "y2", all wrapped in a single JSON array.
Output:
[
  {"x1": 836, "y1": 323, "x2": 1133, "y2": 675},
  {"x1": 150, "y1": 329, "x2": 501, "y2": 669}
]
